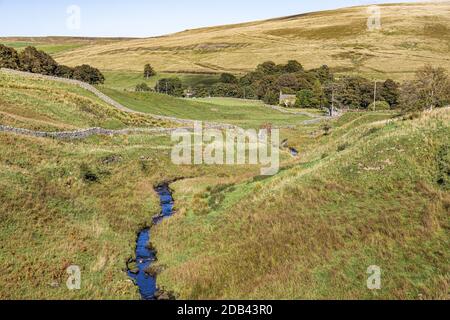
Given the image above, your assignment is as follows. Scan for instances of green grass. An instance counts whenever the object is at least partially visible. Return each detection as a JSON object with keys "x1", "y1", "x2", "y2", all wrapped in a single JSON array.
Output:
[
  {"x1": 0, "y1": 73, "x2": 169, "y2": 131},
  {"x1": 1, "y1": 71, "x2": 449, "y2": 300},
  {"x1": 193, "y1": 97, "x2": 265, "y2": 107},
  {"x1": 0, "y1": 41, "x2": 86, "y2": 54},
  {"x1": 102, "y1": 71, "x2": 221, "y2": 91},
  {"x1": 152, "y1": 108, "x2": 450, "y2": 300},
  {"x1": 0, "y1": 74, "x2": 265, "y2": 299},
  {"x1": 98, "y1": 87, "x2": 311, "y2": 128}
]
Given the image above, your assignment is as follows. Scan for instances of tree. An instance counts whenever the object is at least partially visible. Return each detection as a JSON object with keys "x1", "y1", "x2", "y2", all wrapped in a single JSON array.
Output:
[
  {"x1": 336, "y1": 76, "x2": 373, "y2": 109},
  {"x1": 256, "y1": 61, "x2": 278, "y2": 75},
  {"x1": 254, "y1": 75, "x2": 277, "y2": 100},
  {"x1": 135, "y1": 83, "x2": 151, "y2": 92},
  {"x1": 296, "y1": 89, "x2": 315, "y2": 108},
  {"x1": 72, "y1": 65, "x2": 105, "y2": 84},
  {"x1": 18, "y1": 46, "x2": 58, "y2": 75},
  {"x1": 211, "y1": 83, "x2": 242, "y2": 98},
  {"x1": 313, "y1": 65, "x2": 334, "y2": 83},
  {"x1": 380, "y1": 79, "x2": 400, "y2": 108},
  {"x1": 263, "y1": 90, "x2": 279, "y2": 105},
  {"x1": 277, "y1": 74, "x2": 300, "y2": 91},
  {"x1": 220, "y1": 73, "x2": 238, "y2": 84},
  {"x1": 368, "y1": 101, "x2": 390, "y2": 111},
  {"x1": 415, "y1": 65, "x2": 449, "y2": 111},
  {"x1": 55, "y1": 65, "x2": 74, "y2": 79},
  {"x1": 155, "y1": 77, "x2": 183, "y2": 96},
  {"x1": 144, "y1": 64, "x2": 156, "y2": 79},
  {"x1": 312, "y1": 80, "x2": 326, "y2": 109},
  {"x1": 283, "y1": 60, "x2": 303, "y2": 73},
  {"x1": 242, "y1": 85, "x2": 257, "y2": 99},
  {"x1": 400, "y1": 66, "x2": 450, "y2": 112},
  {"x1": 0, "y1": 44, "x2": 20, "y2": 69},
  {"x1": 192, "y1": 84, "x2": 210, "y2": 98},
  {"x1": 399, "y1": 81, "x2": 423, "y2": 113}
]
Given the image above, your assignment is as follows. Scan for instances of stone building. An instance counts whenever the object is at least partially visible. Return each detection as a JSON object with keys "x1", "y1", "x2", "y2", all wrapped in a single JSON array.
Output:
[{"x1": 279, "y1": 91, "x2": 296, "y2": 107}]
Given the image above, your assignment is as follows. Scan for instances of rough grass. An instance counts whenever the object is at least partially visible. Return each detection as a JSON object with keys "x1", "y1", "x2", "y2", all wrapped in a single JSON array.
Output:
[
  {"x1": 0, "y1": 126, "x2": 274, "y2": 299},
  {"x1": 0, "y1": 73, "x2": 170, "y2": 131},
  {"x1": 153, "y1": 108, "x2": 450, "y2": 300},
  {"x1": 0, "y1": 73, "x2": 295, "y2": 299},
  {"x1": 0, "y1": 71, "x2": 448, "y2": 300},
  {"x1": 51, "y1": 2, "x2": 450, "y2": 80}
]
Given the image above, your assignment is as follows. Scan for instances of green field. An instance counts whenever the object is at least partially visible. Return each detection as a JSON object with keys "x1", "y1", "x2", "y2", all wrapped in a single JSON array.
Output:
[
  {"x1": 0, "y1": 73, "x2": 169, "y2": 131},
  {"x1": 0, "y1": 41, "x2": 87, "y2": 55},
  {"x1": 98, "y1": 87, "x2": 311, "y2": 128},
  {"x1": 102, "y1": 70, "x2": 221, "y2": 91}
]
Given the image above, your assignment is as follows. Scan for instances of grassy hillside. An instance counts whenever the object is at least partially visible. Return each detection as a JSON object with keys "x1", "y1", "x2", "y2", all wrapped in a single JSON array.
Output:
[
  {"x1": 0, "y1": 73, "x2": 170, "y2": 131},
  {"x1": 0, "y1": 73, "x2": 269, "y2": 299},
  {"x1": 153, "y1": 109, "x2": 450, "y2": 299},
  {"x1": 53, "y1": 2, "x2": 450, "y2": 80},
  {"x1": 0, "y1": 70, "x2": 448, "y2": 300}
]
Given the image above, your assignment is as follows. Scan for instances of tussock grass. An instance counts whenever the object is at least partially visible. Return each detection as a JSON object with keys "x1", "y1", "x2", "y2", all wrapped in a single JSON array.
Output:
[
  {"x1": 153, "y1": 108, "x2": 450, "y2": 300},
  {"x1": 0, "y1": 70, "x2": 448, "y2": 300}
]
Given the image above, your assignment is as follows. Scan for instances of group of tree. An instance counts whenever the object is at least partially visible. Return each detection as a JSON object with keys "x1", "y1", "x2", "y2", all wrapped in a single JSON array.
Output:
[
  {"x1": 184, "y1": 60, "x2": 402, "y2": 111},
  {"x1": 155, "y1": 77, "x2": 184, "y2": 96},
  {"x1": 0, "y1": 44, "x2": 104, "y2": 85},
  {"x1": 137, "y1": 59, "x2": 448, "y2": 114},
  {"x1": 399, "y1": 65, "x2": 449, "y2": 112}
]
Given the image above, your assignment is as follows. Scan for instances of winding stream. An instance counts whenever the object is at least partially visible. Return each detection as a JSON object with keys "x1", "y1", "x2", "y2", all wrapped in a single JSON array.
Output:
[{"x1": 127, "y1": 183, "x2": 175, "y2": 300}]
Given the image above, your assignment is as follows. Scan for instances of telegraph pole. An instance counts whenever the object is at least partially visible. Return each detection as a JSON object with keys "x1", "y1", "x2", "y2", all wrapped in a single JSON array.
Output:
[
  {"x1": 331, "y1": 83, "x2": 335, "y2": 117},
  {"x1": 373, "y1": 80, "x2": 378, "y2": 111}
]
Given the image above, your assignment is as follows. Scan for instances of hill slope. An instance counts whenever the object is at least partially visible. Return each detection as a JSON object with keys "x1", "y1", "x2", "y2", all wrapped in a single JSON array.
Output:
[
  {"x1": 153, "y1": 108, "x2": 450, "y2": 299},
  {"x1": 0, "y1": 73, "x2": 267, "y2": 299},
  {"x1": 0, "y1": 72, "x2": 169, "y2": 131},
  {"x1": 54, "y1": 2, "x2": 450, "y2": 80},
  {"x1": 0, "y1": 70, "x2": 448, "y2": 300}
]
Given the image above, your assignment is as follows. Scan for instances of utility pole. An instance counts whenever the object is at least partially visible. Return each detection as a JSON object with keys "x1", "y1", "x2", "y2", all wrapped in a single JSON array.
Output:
[
  {"x1": 331, "y1": 84, "x2": 335, "y2": 117},
  {"x1": 373, "y1": 80, "x2": 378, "y2": 111}
]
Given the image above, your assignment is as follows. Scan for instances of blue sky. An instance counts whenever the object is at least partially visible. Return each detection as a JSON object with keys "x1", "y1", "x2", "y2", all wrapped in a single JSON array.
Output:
[{"x1": 0, "y1": 0, "x2": 422, "y2": 37}]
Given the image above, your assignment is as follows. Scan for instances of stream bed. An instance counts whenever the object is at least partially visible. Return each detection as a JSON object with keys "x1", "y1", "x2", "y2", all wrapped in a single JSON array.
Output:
[{"x1": 127, "y1": 183, "x2": 174, "y2": 300}]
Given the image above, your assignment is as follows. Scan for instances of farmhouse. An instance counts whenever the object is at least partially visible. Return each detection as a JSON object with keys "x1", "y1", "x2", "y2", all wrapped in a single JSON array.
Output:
[{"x1": 279, "y1": 91, "x2": 296, "y2": 107}]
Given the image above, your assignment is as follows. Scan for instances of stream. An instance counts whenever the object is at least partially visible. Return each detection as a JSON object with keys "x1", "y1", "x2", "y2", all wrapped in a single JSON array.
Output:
[
  {"x1": 289, "y1": 147, "x2": 299, "y2": 157},
  {"x1": 127, "y1": 183, "x2": 175, "y2": 300}
]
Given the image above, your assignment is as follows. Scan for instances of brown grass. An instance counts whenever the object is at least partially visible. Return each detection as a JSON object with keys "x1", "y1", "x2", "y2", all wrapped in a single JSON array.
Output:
[{"x1": 47, "y1": 2, "x2": 450, "y2": 80}]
